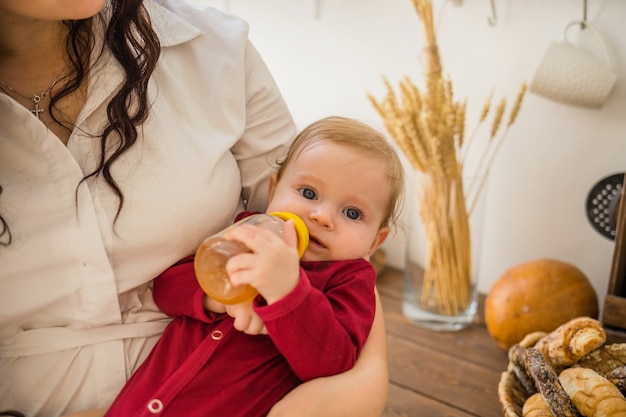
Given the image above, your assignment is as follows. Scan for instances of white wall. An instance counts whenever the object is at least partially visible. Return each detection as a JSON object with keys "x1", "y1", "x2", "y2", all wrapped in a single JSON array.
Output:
[{"x1": 189, "y1": 0, "x2": 626, "y2": 307}]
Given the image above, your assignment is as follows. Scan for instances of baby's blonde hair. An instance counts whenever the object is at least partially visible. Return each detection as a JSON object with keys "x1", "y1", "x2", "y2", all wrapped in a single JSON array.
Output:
[{"x1": 276, "y1": 116, "x2": 405, "y2": 230}]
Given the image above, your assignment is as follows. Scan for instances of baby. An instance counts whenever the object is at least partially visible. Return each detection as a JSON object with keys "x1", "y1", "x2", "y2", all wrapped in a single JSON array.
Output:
[{"x1": 104, "y1": 116, "x2": 405, "y2": 417}]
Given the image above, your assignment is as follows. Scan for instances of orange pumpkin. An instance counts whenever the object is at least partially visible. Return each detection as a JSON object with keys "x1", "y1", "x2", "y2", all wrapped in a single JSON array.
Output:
[{"x1": 484, "y1": 258, "x2": 599, "y2": 350}]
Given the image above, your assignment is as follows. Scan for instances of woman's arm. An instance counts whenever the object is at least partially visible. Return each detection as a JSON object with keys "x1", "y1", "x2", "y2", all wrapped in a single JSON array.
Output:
[
  {"x1": 59, "y1": 293, "x2": 387, "y2": 417},
  {"x1": 267, "y1": 289, "x2": 389, "y2": 417}
]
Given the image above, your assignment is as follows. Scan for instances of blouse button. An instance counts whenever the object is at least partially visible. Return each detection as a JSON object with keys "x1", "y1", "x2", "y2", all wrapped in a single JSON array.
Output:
[
  {"x1": 147, "y1": 399, "x2": 164, "y2": 413},
  {"x1": 211, "y1": 330, "x2": 223, "y2": 340}
]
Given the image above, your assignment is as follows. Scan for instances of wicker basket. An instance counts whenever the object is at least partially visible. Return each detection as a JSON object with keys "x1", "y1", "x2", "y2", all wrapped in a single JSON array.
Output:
[
  {"x1": 496, "y1": 331, "x2": 548, "y2": 417},
  {"x1": 498, "y1": 368, "x2": 526, "y2": 417},
  {"x1": 497, "y1": 330, "x2": 626, "y2": 417}
]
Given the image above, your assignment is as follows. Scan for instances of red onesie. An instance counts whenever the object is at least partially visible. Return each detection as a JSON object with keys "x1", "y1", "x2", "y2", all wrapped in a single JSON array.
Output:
[{"x1": 104, "y1": 255, "x2": 376, "y2": 417}]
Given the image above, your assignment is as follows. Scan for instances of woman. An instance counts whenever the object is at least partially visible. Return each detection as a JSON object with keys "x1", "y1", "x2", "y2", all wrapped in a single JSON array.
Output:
[{"x1": 0, "y1": 1, "x2": 388, "y2": 416}]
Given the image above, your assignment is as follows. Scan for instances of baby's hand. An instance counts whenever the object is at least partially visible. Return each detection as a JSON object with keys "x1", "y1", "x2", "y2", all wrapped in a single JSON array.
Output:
[
  {"x1": 224, "y1": 220, "x2": 300, "y2": 304},
  {"x1": 203, "y1": 296, "x2": 226, "y2": 314},
  {"x1": 225, "y1": 302, "x2": 267, "y2": 335}
]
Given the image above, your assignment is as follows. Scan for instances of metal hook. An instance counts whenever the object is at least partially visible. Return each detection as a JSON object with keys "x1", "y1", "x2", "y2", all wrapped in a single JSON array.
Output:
[
  {"x1": 314, "y1": 0, "x2": 324, "y2": 19},
  {"x1": 581, "y1": 0, "x2": 588, "y2": 29},
  {"x1": 488, "y1": 0, "x2": 497, "y2": 26}
]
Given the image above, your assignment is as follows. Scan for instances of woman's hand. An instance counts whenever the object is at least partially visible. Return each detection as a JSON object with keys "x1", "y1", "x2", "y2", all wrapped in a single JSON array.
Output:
[
  {"x1": 60, "y1": 408, "x2": 108, "y2": 417},
  {"x1": 267, "y1": 290, "x2": 388, "y2": 417}
]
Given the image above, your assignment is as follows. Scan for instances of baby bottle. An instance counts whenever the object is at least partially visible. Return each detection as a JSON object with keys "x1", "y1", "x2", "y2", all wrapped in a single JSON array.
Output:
[{"x1": 194, "y1": 212, "x2": 309, "y2": 304}]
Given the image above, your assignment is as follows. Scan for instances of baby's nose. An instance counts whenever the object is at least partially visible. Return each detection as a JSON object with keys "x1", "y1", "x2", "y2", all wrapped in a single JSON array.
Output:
[{"x1": 309, "y1": 208, "x2": 334, "y2": 230}]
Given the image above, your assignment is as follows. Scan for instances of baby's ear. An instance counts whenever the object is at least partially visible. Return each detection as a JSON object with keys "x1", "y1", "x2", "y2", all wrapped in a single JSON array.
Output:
[
  {"x1": 366, "y1": 227, "x2": 389, "y2": 260},
  {"x1": 268, "y1": 173, "x2": 278, "y2": 200}
]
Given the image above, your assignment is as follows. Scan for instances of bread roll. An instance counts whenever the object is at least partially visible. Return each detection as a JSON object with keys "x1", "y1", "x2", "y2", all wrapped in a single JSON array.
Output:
[
  {"x1": 607, "y1": 365, "x2": 626, "y2": 397},
  {"x1": 534, "y1": 317, "x2": 605, "y2": 371},
  {"x1": 524, "y1": 347, "x2": 581, "y2": 417},
  {"x1": 559, "y1": 367, "x2": 626, "y2": 417},
  {"x1": 509, "y1": 344, "x2": 538, "y2": 396},
  {"x1": 523, "y1": 393, "x2": 553, "y2": 417},
  {"x1": 575, "y1": 343, "x2": 626, "y2": 377}
]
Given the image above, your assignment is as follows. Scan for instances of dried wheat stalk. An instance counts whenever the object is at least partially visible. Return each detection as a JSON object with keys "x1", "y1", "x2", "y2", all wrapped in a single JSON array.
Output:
[{"x1": 368, "y1": 0, "x2": 527, "y2": 317}]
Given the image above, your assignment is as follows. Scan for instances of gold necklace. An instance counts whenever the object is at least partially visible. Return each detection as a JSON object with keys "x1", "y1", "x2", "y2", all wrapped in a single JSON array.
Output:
[{"x1": 0, "y1": 78, "x2": 60, "y2": 120}]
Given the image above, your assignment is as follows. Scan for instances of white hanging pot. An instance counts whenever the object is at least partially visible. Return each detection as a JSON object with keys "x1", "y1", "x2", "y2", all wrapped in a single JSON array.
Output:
[{"x1": 529, "y1": 21, "x2": 617, "y2": 108}]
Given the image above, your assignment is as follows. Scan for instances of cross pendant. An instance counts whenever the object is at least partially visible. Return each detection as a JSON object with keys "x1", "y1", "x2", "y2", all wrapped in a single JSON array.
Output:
[
  {"x1": 31, "y1": 102, "x2": 44, "y2": 119},
  {"x1": 30, "y1": 92, "x2": 47, "y2": 119}
]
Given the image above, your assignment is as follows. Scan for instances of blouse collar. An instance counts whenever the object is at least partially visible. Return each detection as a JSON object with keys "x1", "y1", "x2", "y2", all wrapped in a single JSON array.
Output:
[{"x1": 143, "y1": 0, "x2": 202, "y2": 47}]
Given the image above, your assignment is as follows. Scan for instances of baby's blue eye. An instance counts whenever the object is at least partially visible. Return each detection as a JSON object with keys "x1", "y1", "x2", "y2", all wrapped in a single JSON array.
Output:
[
  {"x1": 300, "y1": 188, "x2": 316, "y2": 200},
  {"x1": 344, "y1": 208, "x2": 361, "y2": 220}
]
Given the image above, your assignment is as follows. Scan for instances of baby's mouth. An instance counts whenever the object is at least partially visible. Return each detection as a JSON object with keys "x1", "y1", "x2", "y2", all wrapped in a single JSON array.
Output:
[{"x1": 308, "y1": 235, "x2": 325, "y2": 249}]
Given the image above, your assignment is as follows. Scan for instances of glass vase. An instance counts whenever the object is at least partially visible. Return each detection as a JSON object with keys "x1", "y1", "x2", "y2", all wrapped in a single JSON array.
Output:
[{"x1": 402, "y1": 169, "x2": 487, "y2": 331}]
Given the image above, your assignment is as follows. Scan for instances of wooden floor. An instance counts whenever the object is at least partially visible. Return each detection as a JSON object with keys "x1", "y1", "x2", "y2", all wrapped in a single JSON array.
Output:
[{"x1": 376, "y1": 267, "x2": 509, "y2": 417}]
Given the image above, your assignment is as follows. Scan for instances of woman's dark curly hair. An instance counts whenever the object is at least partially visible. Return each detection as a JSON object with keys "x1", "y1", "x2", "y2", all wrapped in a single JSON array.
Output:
[{"x1": 0, "y1": 0, "x2": 161, "y2": 246}]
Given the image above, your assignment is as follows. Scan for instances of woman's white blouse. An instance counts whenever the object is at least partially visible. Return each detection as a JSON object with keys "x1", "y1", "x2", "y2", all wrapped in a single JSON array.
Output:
[{"x1": 0, "y1": 0, "x2": 296, "y2": 414}]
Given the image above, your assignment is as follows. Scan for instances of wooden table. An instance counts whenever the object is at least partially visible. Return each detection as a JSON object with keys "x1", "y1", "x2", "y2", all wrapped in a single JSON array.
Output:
[{"x1": 376, "y1": 267, "x2": 509, "y2": 417}]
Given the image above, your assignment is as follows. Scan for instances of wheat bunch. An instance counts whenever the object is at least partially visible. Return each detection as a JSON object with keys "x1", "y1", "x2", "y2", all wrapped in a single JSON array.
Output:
[{"x1": 368, "y1": 0, "x2": 527, "y2": 316}]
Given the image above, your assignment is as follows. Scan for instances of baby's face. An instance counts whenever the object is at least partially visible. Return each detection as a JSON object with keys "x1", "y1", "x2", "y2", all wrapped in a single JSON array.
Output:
[{"x1": 267, "y1": 142, "x2": 390, "y2": 262}]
